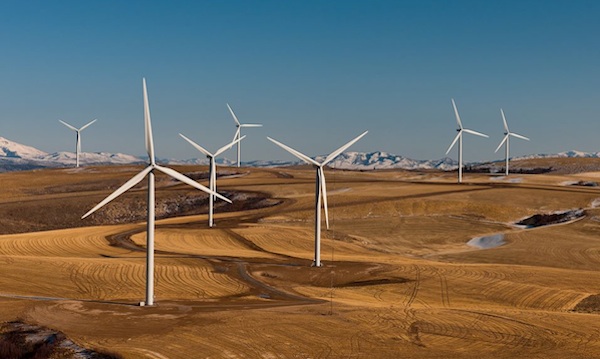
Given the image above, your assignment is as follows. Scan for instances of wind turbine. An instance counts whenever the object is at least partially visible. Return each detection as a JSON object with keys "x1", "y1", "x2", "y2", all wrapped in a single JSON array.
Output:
[
  {"x1": 445, "y1": 99, "x2": 489, "y2": 183},
  {"x1": 267, "y1": 130, "x2": 368, "y2": 267},
  {"x1": 82, "y1": 78, "x2": 232, "y2": 307},
  {"x1": 179, "y1": 134, "x2": 245, "y2": 227},
  {"x1": 227, "y1": 103, "x2": 262, "y2": 167},
  {"x1": 59, "y1": 119, "x2": 97, "y2": 167},
  {"x1": 494, "y1": 109, "x2": 530, "y2": 176}
]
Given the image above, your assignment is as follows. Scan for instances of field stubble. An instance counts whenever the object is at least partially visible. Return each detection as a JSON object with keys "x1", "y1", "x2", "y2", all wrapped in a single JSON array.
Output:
[{"x1": 2, "y1": 166, "x2": 600, "y2": 357}]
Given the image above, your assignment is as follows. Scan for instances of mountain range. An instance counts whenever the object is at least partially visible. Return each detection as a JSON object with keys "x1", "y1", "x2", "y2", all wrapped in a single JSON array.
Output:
[{"x1": 0, "y1": 136, "x2": 598, "y2": 173}]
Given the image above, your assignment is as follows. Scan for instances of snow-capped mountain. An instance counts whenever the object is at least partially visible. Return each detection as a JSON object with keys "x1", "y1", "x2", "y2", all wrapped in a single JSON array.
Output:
[
  {"x1": 0, "y1": 136, "x2": 599, "y2": 173},
  {"x1": 318, "y1": 151, "x2": 458, "y2": 170},
  {"x1": 169, "y1": 152, "x2": 458, "y2": 170},
  {"x1": 43, "y1": 151, "x2": 142, "y2": 165},
  {"x1": 513, "y1": 150, "x2": 600, "y2": 160},
  {"x1": 0, "y1": 136, "x2": 144, "y2": 172},
  {"x1": 0, "y1": 137, "x2": 48, "y2": 159}
]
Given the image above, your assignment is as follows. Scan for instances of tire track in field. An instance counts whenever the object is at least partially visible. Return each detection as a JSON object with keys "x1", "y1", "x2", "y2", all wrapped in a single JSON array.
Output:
[
  {"x1": 405, "y1": 264, "x2": 421, "y2": 308},
  {"x1": 103, "y1": 223, "x2": 324, "y2": 308},
  {"x1": 435, "y1": 268, "x2": 450, "y2": 308}
]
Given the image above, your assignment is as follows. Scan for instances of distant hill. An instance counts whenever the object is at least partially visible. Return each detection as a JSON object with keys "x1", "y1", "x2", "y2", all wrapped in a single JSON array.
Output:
[
  {"x1": 1, "y1": 136, "x2": 600, "y2": 173},
  {"x1": 0, "y1": 137, "x2": 143, "y2": 172},
  {"x1": 168, "y1": 151, "x2": 459, "y2": 171},
  {"x1": 513, "y1": 150, "x2": 600, "y2": 160}
]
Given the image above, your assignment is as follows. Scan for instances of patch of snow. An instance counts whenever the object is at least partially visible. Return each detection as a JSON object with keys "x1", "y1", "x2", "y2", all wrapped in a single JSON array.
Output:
[
  {"x1": 490, "y1": 176, "x2": 523, "y2": 183},
  {"x1": 467, "y1": 234, "x2": 505, "y2": 249},
  {"x1": 560, "y1": 180, "x2": 579, "y2": 186}
]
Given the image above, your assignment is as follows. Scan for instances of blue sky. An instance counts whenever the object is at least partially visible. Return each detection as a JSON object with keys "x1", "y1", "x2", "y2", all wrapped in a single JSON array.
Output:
[{"x1": 0, "y1": 1, "x2": 599, "y2": 162}]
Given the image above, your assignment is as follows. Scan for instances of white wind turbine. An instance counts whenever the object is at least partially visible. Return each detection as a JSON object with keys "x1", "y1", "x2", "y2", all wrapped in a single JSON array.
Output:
[
  {"x1": 494, "y1": 109, "x2": 530, "y2": 176},
  {"x1": 446, "y1": 99, "x2": 489, "y2": 183},
  {"x1": 82, "y1": 78, "x2": 231, "y2": 307},
  {"x1": 227, "y1": 103, "x2": 262, "y2": 167},
  {"x1": 179, "y1": 134, "x2": 245, "y2": 227},
  {"x1": 267, "y1": 131, "x2": 368, "y2": 267},
  {"x1": 59, "y1": 119, "x2": 97, "y2": 167}
]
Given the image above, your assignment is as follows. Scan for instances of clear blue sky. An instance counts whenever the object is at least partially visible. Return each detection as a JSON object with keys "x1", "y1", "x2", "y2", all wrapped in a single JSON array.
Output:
[{"x1": 0, "y1": 0, "x2": 599, "y2": 162}]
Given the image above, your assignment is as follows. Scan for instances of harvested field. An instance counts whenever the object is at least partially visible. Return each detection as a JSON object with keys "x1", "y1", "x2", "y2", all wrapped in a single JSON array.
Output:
[{"x1": 2, "y1": 164, "x2": 600, "y2": 358}]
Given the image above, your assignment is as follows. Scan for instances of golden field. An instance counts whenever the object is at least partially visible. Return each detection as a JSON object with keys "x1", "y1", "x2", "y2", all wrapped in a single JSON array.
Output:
[{"x1": 2, "y1": 160, "x2": 600, "y2": 358}]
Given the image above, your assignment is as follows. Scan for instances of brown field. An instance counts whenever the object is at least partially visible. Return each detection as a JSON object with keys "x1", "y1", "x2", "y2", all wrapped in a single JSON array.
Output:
[{"x1": 2, "y1": 162, "x2": 600, "y2": 358}]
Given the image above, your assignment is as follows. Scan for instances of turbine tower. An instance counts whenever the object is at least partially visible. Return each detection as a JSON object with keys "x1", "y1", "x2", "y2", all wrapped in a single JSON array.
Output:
[
  {"x1": 82, "y1": 78, "x2": 231, "y2": 307},
  {"x1": 179, "y1": 134, "x2": 244, "y2": 227},
  {"x1": 268, "y1": 130, "x2": 368, "y2": 267},
  {"x1": 445, "y1": 99, "x2": 489, "y2": 183},
  {"x1": 227, "y1": 103, "x2": 262, "y2": 167},
  {"x1": 59, "y1": 119, "x2": 97, "y2": 167},
  {"x1": 494, "y1": 109, "x2": 530, "y2": 176}
]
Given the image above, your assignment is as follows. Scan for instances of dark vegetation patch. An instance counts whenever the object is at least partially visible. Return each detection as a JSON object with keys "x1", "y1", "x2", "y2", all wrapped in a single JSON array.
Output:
[
  {"x1": 516, "y1": 209, "x2": 585, "y2": 228},
  {"x1": 0, "y1": 187, "x2": 281, "y2": 234},
  {"x1": 0, "y1": 320, "x2": 122, "y2": 359},
  {"x1": 463, "y1": 166, "x2": 553, "y2": 174},
  {"x1": 254, "y1": 262, "x2": 409, "y2": 288},
  {"x1": 181, "y1": 170, "x2": 244, "y2": 181},
  {"x1": 27, "y1": 170, "x2": 245, "y2": 195},
  {"x1": 336, "y1": 278, "x2": 410, "y2": 287},
  {"x1": 571, "y1": 180, "x2": 599, "y2": 187},
  {"x1": 276, "y1": 172, "x2": 293, "y2": 179},
  {"x1": 27, "y1": 178, "x2": 128, "y2": 195},
  {"x1": 484, "y1": 157, "x2": 600, "y2": 174},
  {"x1": 573, "y1": 294, "x2": 600, "y2": 314}
]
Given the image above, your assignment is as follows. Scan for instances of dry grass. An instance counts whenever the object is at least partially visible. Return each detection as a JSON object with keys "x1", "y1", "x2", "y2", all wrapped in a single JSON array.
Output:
[{"x1": 1, "y1": 163, "x2": 600, "y2": 358}]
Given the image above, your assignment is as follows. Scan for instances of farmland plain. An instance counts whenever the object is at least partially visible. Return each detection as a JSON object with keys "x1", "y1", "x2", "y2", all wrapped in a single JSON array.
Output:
[{"x1": 2, "y1": 160, "x2": 600, "y2": 358}]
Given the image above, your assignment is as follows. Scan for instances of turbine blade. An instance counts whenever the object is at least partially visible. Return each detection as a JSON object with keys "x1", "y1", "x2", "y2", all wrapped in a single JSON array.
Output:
[
  {"x1": 323, "y1": 130, "x2": 368, "y2": 165},
  {"x1": 154, "y1": 165, "x2": 232, "y2": 203},
  {"x1": 446, "y1": 132, "x2": 461, "y2": 154},
  {"x1": 451, "y1": 99, "x2": 463, "y2": 129},
  {"x1": 232, "y1": 127, "x2": 241, "y2": 143},
  {"x1": 80, "y1": 119, "x2": 97, "y2": 131},
  {"x1": 215, "y1": 135, "x2": 246, "y2": 157},
  {"x1": 320, "y1": 167, "x2": 329, "y2": 230},
  {"x1": 59, "y1": 120, "x2": 78, "y2": 131},
  {"x1": 211, "y1": 160, "x2": 217, "y2": 192},
  {"x1": 240, "y1": 124, "x2": 263, "y2": 128},
  {"x1": 227, "y1": 103, "x2": 241, "y2": 126},
  {"x1": 82, "y1": 166, "x2": 153, "y2": 219},
  {"x1": 500, "y1": 109, "x2": 509, "y2": 132},
  {"x1": 179, "y1": 133, "x2": 213, "y2": 157},
  {"x1": 143, "y1": 78, "x2": 155, "y2": 164},
  {"x1": 267, "y1": 137, "x2": 321, "y2": 166},
  {"x1": 463, "y1": 128, "x2": 489, "y2": 138},
  {"x1": 495, "y1": 135, "x2": 508, "y2": 153},
  {"x1": 510, "y1": 133, "x2": 530, "y2": 141}
]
